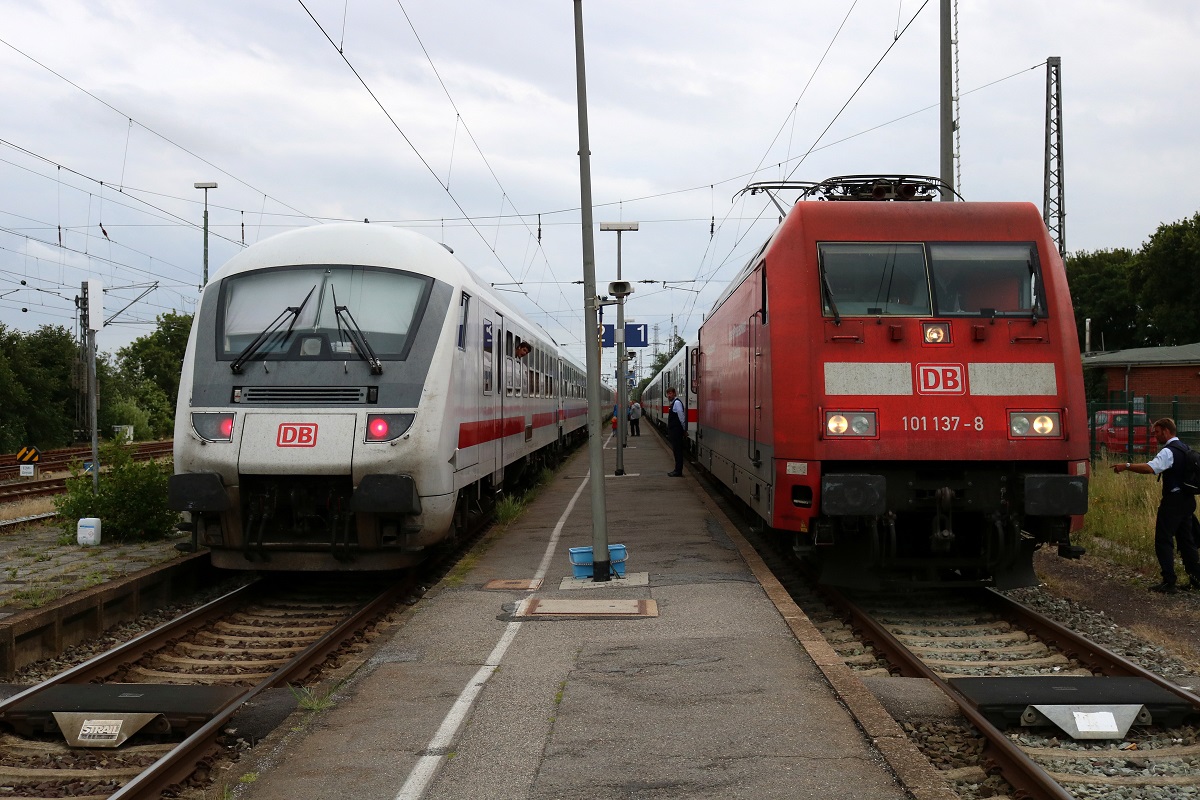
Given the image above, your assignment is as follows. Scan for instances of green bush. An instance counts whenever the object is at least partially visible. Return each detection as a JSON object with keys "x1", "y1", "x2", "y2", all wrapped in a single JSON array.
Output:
[
  {"x1": 54, "y1": 443, "x2": 179, "y2": 543},
  {"x1": 105, "y1": 397, "x2": 155, "y2": 442}
]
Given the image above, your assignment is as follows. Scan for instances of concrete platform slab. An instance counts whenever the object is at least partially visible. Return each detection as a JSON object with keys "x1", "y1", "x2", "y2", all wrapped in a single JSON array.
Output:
[
  {"x1": 558, "y1": 572, "x2": 649, "y2": 589},
  {"x1": 231, "y1": 431, "x2": 945, "y2": 800},
  {"x1": 514, "y1": 597, "x2": 658, "y2": 618}
]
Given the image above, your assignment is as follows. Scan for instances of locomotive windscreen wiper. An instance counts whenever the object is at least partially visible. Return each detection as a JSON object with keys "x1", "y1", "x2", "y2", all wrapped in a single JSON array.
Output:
[
  {"x1": 332, "y1": 285, "x2": 384, "y2": 374},
  {"x1": 1028, "y1": 255, "x2": 1043, "y2": 323},
  {"x1": 230, "y1": 285, "x2": 316, "y2": 373}
]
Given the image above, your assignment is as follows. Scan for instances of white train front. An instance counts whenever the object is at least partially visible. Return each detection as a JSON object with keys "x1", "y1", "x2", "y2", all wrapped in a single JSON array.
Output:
[{"x1": 170, "y1": 224, "x2": 588, "y2": 570}]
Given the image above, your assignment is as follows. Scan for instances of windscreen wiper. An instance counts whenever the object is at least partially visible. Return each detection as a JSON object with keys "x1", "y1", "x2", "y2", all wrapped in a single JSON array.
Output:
[
  {"x1": 332, "y1": 286, "x2": 383, "y2": 374},
  {"x1": 821, "y1": 269, "x2": 842, "y2": 326},
  {"x1": 230, "y1": 285, "x2": 316, "y2": 373},
  {"x1": 1028, "y1": 255, "x2": 1043, "y2": 324}
]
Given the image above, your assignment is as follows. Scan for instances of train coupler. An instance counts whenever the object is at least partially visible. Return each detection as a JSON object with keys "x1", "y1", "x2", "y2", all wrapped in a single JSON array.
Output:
[{"x1": 930, "y1": 486, "x2": 955, "y2": 552}]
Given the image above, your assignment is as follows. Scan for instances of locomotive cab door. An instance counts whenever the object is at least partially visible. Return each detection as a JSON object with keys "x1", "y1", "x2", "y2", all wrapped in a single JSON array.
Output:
[{"x1": 747, "y1": 264, "x2": 765, "y2": 469}]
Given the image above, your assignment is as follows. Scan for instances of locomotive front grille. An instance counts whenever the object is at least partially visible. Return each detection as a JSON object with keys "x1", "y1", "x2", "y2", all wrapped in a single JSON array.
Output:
[{"x1": 238, "y1": 386, "x2": 366, "y2": 405}]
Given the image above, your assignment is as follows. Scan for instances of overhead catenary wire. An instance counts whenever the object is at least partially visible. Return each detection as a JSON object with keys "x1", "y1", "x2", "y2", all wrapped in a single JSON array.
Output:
[
  {"x1": 297, "y1": 0, "x2": 581, "y2": 347},
  {"x1": 1, "y1": 9, "x2": 1050, "y2": 356},
  {"x1": 679, "y1": 0, "x2": 934, "y2": 337}
]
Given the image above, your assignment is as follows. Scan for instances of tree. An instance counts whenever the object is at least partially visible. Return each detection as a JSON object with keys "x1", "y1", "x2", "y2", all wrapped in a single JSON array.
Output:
[
  {"x1": 1064, "y1": 248, "x2": 1137, "y2": 352},
  {"x1": 116, "y1": 311, "x2": 192, "y2": 408},
  {"x1": 0, "y1": 325, "x2": 31, "y2": 453},
  {"x1": 634, "y1": 334, "x2": 685, "y2": 399},
  {"x1": 1129, "y1": 212, "x2": 1200, "y2": 346},
  {"x1": 3, "y1": 325, "x2": 80, "y2": 449}
]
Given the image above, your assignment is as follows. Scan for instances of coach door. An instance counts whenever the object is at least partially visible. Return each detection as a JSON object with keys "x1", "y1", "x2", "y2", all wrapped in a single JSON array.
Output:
[
  {"x1": 492, "y1": 313, "x2": 508, "y2": 484},
  {"x1": 473, "y1": 311, "x2": 499, "y2": 481}
]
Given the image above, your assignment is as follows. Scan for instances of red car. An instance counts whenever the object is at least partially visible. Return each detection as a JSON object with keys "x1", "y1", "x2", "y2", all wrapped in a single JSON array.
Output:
[{"x1": 1091, "y1": 410, "x2": 1152, "y2": 454}]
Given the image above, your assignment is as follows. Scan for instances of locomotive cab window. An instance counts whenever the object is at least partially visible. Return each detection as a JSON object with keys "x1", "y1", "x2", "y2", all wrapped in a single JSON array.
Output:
[
  {"x1": 817, "y1": 242, "x2": 1046, "y2": 320},
  {"x1": 817, "y1": 243, "x2": 931, "y2": 317},
  {"x1": 217, "y1": 264, "x2": 432, "y2": 362},
  {"x1": 928, "y1": 243, "x2": 1045, "y2": 318}
]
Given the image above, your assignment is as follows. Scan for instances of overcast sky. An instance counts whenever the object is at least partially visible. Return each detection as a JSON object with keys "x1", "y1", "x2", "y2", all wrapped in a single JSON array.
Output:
[{"x1": 2, "y1": 1, "x2": 1197, "y2": 375}]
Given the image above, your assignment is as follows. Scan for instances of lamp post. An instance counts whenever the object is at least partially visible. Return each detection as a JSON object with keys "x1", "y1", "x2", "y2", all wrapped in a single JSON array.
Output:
[
  {"x1": 572, "y1": 0, "x2": 613, "y2": 581},
  {"x1": 600, "y1": 222, "x2": 637, "y2": 476},
  {"x1": 194, "y1": 182, "x2": 217, "y2": 286}
]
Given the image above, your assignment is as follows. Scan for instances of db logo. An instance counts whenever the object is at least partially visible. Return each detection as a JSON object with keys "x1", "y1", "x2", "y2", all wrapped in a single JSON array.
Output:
[
  {"x1": 277, "y1": 423, "x2": 318, "y2": 447},
  {"x1": 916, "y1": 364, "x2": 966, "y2": 395}
]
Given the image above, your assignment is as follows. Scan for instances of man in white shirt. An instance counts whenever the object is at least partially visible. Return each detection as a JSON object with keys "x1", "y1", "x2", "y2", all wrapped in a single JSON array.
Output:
[
  {"x1": 666, "y1": 388, "x2": 686, "y2": 477},
  {"x1": 1113, "y1": 417, "x2": 1200, "y2": 593}
]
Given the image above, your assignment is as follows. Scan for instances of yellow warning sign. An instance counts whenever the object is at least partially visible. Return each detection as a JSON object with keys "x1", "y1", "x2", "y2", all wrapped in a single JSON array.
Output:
[{"x1": 15, "y1": 446, "x2": 40, "y2": 463}]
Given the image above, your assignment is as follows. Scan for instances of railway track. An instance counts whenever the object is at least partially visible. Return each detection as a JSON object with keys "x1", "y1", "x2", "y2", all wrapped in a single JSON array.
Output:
[
  {"x1": 0, "y1": 441, "x2": 173, "y2": 485},
  {"x1": 820, "y1": 586, "x2": 1200, "y2": 799},
  {"x1": 698, "y1": 464, "x2": 1200, "y2": 800},
  {"x1": 0, "y1": 576, "x2": 409, "y2": 798},
  {"x1": 0, "y1": 475, "x2": 67, "y2": 503},
  {"x1": 0, "y1": 458, "x2": 503, "y2": 797}
]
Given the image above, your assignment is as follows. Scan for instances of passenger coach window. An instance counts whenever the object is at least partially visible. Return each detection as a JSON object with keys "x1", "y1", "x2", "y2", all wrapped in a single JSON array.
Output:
[
  {"x1": 505, "y1": 332, "x2": 513, "y2": 396},
  {"x1": 457, "y1": 292, "x2": 470, "y2": 350},
  {"x1": 482, "y1": 318, "x2": 494, "y2": 394},
  {"x1": 818, "y1": 243, "x2": 931, "y2": 317},
  {"x1": 928, "y1": 243, "x2": 1045, "y2": 318}
]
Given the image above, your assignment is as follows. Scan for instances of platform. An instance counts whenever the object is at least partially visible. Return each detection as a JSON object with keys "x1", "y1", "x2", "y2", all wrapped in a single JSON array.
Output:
[{"x1": 228, "y1": 429, "x2": 955, "y2": 800}]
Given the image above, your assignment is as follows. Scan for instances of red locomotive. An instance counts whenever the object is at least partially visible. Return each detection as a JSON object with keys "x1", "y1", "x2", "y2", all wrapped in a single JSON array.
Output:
[{"x1": 693, "y1": 175, "x2": 1088, "y2": 588}]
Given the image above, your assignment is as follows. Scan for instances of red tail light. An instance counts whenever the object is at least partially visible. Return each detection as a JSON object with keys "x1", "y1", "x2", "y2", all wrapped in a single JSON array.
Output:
[
  {"x1": 365, "y1": 413, "x2": 415, "y2": 443},
  {"x1": 191, "y1": 412, "x2": 235, "y2": 442}
]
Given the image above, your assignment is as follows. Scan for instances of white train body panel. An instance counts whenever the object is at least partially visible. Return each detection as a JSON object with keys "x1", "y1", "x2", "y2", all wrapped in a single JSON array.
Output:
[
  {"x1": 642, "y1": 342, "x2": 699, "y2": 448},
  {"x1": 171, "y1": 224, "x2": 587, "y2": 570}
]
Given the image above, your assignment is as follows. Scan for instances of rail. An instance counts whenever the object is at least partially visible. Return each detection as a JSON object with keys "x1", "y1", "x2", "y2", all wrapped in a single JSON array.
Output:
[{"x1": 0, "y1": 578, "x2": 408, "y2": 799}]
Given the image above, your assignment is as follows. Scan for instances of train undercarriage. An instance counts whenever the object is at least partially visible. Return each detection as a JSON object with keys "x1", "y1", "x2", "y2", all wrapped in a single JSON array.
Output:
[
  {"x1": 794, "y1": 461, "x2": 1088, "y2": 589},
  {"x1": 172, "y1": 433, "x2": 583, "y2": 571}
]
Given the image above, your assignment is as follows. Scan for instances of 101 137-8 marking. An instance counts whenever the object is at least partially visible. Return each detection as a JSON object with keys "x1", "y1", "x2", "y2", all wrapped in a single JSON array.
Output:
[{"x1": 900, "y1": 415, "x2": 985, "y2": 432}]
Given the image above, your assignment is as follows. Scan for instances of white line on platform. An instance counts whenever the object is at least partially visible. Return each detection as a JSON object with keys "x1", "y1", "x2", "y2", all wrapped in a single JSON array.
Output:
[{"x1": 393, "y1": 470, "x2": 590, "y2": 800}]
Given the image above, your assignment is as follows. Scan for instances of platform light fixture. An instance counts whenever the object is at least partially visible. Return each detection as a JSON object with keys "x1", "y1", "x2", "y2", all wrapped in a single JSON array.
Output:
[
  {"x1": 195, "y1": 182, "x2": 218, "y2": 287},
  {"x1": 600, "y1": 222, "x2": 638, "y2": 477}
]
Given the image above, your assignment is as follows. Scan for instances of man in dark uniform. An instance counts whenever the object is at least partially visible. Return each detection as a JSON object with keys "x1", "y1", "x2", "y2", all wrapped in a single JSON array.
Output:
[
  {"x1": 1113, "y1": 417, "x2": 1200, "y2": 593},
  {"x1": 666, "y1": 387, "x2": 686, "y2": 477}
]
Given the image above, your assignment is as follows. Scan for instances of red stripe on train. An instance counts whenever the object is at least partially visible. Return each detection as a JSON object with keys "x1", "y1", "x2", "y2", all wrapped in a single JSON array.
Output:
[
  {"x1": 660, "y1": 406, "x2": 698, "y2": 422},
  {"x1": 458, "y1": 412, "x2": 561, "y2": 448}
]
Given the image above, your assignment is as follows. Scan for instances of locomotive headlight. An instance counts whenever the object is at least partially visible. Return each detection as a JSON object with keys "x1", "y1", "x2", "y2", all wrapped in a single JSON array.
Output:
[
  {"x1": 922, "y1": 322, "x2": 950, "y2": 344},
  {"x1": 1033, "y1": 415, "x2": 1056, "y2": 435},
  {"x1": 825, "y1": 411, "x2": 877, "y2": 437},
  {"x1": 365, "y1": 413, "x2": 415, "y2": 443},
  {"x1": 1009, "y1": 411, "x2": 1061, "y2": 438},
  {"x1": 192, "y1": 412, "x2": 235, "y2": 442}
]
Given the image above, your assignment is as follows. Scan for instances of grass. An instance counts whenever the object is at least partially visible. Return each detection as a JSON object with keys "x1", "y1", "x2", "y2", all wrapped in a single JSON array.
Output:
[
  {"x1": 494, "y1": 495, "x2": 526, "y2": 525},
  {"x1": 0, "y1": 497, "x2": 57, "y2": 526},
  {"x1": 288, "y1": 680, "x2": 345, "y2": 712},
  {"x1": 9, "y1": 584, "x2": 63, "y2": 609},
  {"x1": 1075, "y1": 454, "x2": 1168, "y2": 578},
  {"x1": 442, "y1": 552, "x2": 478, "y2": 587}
]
